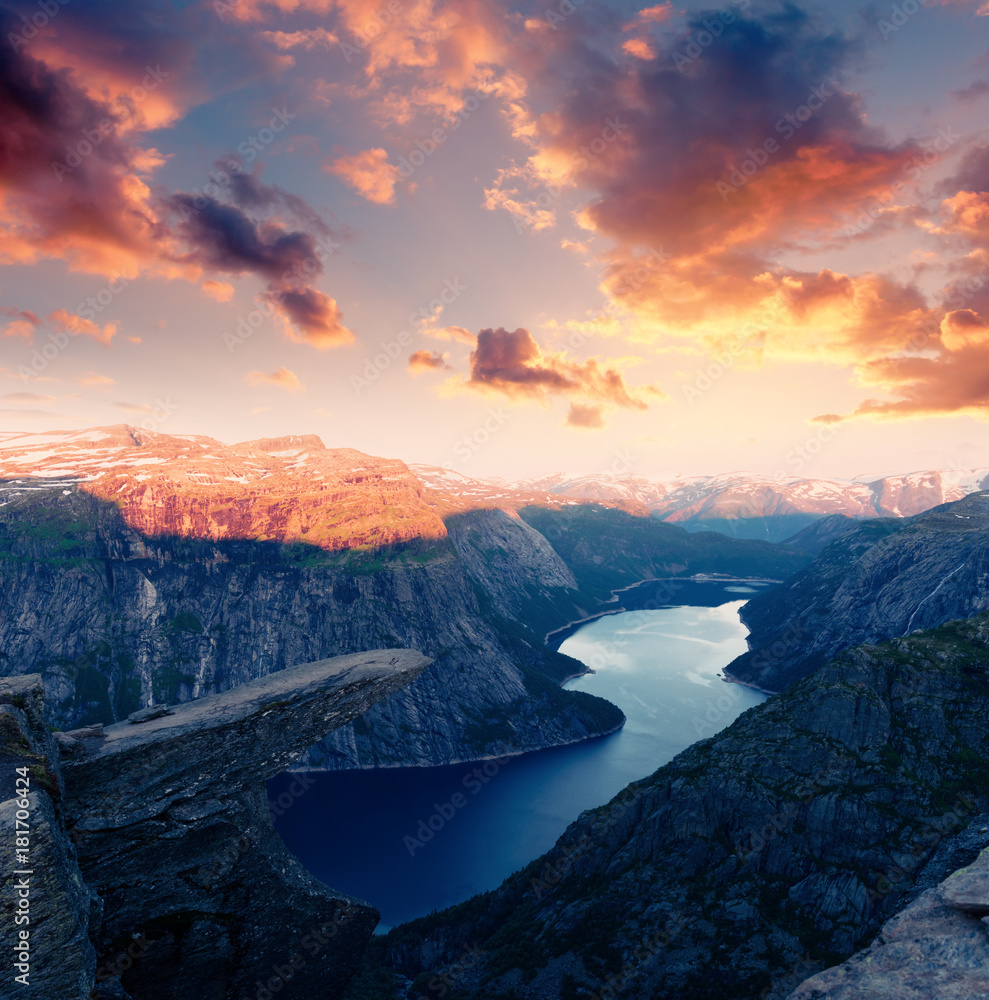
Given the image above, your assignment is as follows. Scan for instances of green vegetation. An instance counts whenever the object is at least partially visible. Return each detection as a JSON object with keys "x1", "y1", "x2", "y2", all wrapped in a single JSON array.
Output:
[
  {"x1": 0, "y1": 493, "x2": 97, "y2": 565},
  {"x1": 166, "y1": 612, "x2": 203, "y2": 634},
  {"x1": 0, "y1": 713, "x2": 32, "y2": 756}
]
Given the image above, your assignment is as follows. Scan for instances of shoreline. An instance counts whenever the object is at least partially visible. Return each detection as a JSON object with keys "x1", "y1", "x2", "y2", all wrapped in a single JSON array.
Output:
[
  {"x1": 721, "y1": 670, "x2": 779, "y2": 697},
  {"x1": 545, "y1": 606, "x2": 629, "y2": 648}
]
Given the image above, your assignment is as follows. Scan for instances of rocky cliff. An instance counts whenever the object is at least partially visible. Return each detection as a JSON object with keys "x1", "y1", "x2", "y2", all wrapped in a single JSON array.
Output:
[
  {"x1": 787, "y1": 844, "x2": 989, "y2": 999},
  {"x1": 369, "y1": 613, "x2": 989, "y2": 1000},
  {"x1": 0, "y1": 651, "x2": 428, "y2": 1000},
  {"x1": 0, "y1": 429, "x2": 807, "y2": 770},
  {"x1": 727, "y1": 491, "x2": 989, "y2": 690}
]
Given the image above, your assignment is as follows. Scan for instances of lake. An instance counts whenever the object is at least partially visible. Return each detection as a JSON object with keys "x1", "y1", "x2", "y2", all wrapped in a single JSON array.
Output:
[{"x1": 269, "y1": 579, "x2": 770, "y2": 930}]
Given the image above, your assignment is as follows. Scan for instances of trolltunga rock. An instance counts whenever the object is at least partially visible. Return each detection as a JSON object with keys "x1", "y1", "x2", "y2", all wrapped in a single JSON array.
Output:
[{"x1": 58, "y1": 649, "x2": 431, "y2": 1000}]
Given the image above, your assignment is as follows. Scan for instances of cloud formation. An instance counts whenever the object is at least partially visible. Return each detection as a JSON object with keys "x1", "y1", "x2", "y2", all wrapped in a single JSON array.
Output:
[
  {"x1": 461, "y1": 327, "x2": 661, "y2": 416},
  {"x1": 328, "y1": 148, "x2": 400, "y2": 204},
  {"x1": 1, "y1": 309, "x2": 40, "y2": 341},
  {"x1": 245, "y1": 367, "x2": 305, "y2": 392},
  {"x1": 408, "y1": 350, "x2": 449, "y2": 372},
  {"x1": 0, "y1": 3, "x2": 353, "y2": 350},
  {"x1": 50, "y1": 309, "x2": 117, "y2": 346},
  {"x1": 169, "y1": 172, "x2": 353, "y2": 347}
]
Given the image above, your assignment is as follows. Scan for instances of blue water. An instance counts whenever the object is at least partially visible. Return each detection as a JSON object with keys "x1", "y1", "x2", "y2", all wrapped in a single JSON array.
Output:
[{"x1": 270, "y1": 590, "x2": 768, "y2": 930}]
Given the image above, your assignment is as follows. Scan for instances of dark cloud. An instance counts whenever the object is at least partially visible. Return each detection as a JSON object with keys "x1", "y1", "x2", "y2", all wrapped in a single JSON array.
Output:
[
  {"x1": 0, "y1": 2, "x2": 352, "y2": 347},
  {"x1": 493, "y1": 1, "x2": 931, "y2": 373},
  {"x1": 170, "y1": 194, "x2": 317, "y2": 280},
  {"x1": 0, "y1": 11, "x2": 158, "y2": 266},
  {"x1": 464, "y1": 327, "x2": 660, "y2": 412},
  {"x1": 262, "y1": 286, "x2": 353, "y2": 348}
]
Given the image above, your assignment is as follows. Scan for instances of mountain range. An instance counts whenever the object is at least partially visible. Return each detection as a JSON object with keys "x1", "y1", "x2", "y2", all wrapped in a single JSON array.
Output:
[{"x1": 415, "y1": 464, "x2": 989, "y2": 542}]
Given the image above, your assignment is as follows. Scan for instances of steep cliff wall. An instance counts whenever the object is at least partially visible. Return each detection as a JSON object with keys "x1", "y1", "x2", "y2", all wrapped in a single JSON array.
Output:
[
  {"x1": 0, "y1": 652, "x2": 429, "y2": 1000},
  {"x1": 727, "y1": 492, "x2": 989, "y2": 690}
]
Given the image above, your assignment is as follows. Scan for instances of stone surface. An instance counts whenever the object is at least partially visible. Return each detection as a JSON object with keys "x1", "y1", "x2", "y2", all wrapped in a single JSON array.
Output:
[
  {"x1": 64, "y1": 649, "x2": 431, "y2": 829},
  {"x1": 60, "y1": 649, "x2": 431, "y2": 1000},
  {"x1": 941, "y1": 848, "x2": 989, "y2": 915},
  {"x1": 126, "y1": 705, "x2": 173, "y2": 723},
  {"x1": 787, "y1": 856, "x2": 989, "y2": 1000}
]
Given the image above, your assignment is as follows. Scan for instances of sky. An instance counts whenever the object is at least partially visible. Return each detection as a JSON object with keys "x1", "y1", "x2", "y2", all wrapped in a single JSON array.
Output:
[{"x1": 2, "y1": 0, "x2": 989, "y2": 481}]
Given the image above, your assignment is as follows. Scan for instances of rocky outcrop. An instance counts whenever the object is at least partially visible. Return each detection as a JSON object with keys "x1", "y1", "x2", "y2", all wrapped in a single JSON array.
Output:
[
  {"x1": 372, "y1": 614, "x2": 989, "y2": 1000},
  {"x1": 3, "y1": 650, "x2": 429, "y2": 1000},
  {"x1": 727, "y1": 492, "x2": 989, "y2": 690},
  {"x1": 787, "y1": 846, "x2": 989, "y2": 1000},
  {"x1": 0, "y1": 484, "x2": 627, "y2": 769}
]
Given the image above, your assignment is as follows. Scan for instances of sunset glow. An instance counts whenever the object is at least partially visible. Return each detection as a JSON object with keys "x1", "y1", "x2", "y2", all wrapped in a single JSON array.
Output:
[{"x1": 2, "y1": 0, "x2": 989, "y2": 478}]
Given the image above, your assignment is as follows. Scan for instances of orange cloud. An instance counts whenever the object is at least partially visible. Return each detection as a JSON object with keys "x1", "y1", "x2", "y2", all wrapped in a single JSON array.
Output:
[
  {"x1": 622, "y1": 38, "x2": 656, "y2": 60},
  {"x1": 245, "y1": 367, "x2": 305, "y2": 392},
  {"x1": 813, "y1": 305, "x2": 989, "y2": 422},
  {"x1": 330, "y1": 0, "x2": 518, "y2": 124},
  {"x1": 1, "y1": 309, "x2": 40, "y2": 342},
  {"x1": 77, "y1": 372, "x2": 116, "y2": 386},
  {"x1": 49, "y1": 309, "x2": 117, "y2": 346},
  {"x1": 327, "y1": 148, "x2": 400, "y2": 204},
  {"x1": 202, "y1": 280, "x2": 235, "y2": 303},
  {"x1": 940, "y1": 308, "x2": 989, "y2": 350},
  {"x1": 426, "y1": 325, "x2": 476, "y2": 345},
  {"x1": 408, "y1": 350, "x2": 449, "y2": 372},
  {"x1": 260, "y1": 28, "x2": 339, "y2": 50}
]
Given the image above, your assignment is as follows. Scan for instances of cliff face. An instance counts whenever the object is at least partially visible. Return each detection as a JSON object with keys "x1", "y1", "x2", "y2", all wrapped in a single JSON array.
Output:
[
  {"x1": 0, "y1": 652, "x2": 429, "y2": 1000},
  {"x1": 374, "y1": 614, "x2": 989, "y2": 1000},
  {"x1": 0, "y1": 434, "x2": 807, "y2": 770},
  {"x1": 727, "y1": 492, "x2": 989, "y2": 691}
]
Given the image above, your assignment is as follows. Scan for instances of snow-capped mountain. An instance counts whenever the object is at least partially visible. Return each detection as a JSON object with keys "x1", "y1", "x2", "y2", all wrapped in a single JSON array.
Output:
[{"x1": 508, "y1": 469, "x2": 989, "y2": 540}]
